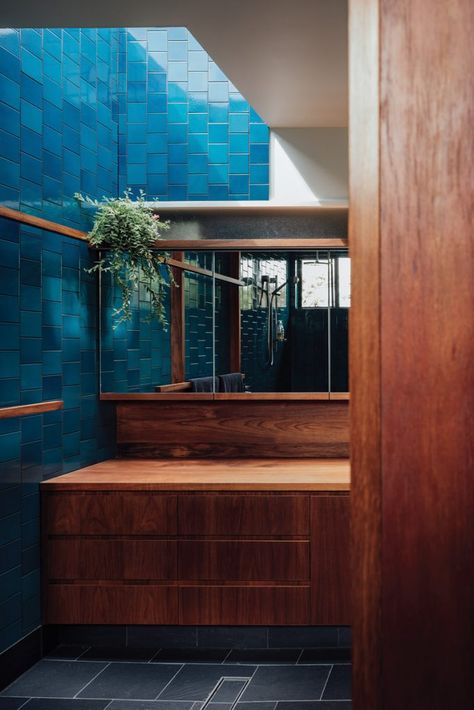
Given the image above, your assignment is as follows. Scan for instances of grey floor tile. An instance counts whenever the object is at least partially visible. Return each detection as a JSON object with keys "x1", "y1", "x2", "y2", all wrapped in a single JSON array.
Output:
[
  {"x1": 152, "y1": 650, "x2": 229, "y2": 664},
  {"x1": 78, "y1": 663, "x2": 181, "y2": 701},
  {"x1": 107, "y1": 702, "x2": 195, "y2": 709},
  {"x1": 158, "y1": 665, "x2": 255, "y2": 702},
  {"x1": 235, "y1": 704, "x2": 276, "y2": 710},
  {"x1": 321, "y1": 666, "x2": 351, "y2": 701},
  {"x1": 298, "y1": 648, "x2": 351, "y2": 664},
  {"x1": 240, "y1": 666, "x2": 330, "y2": 702},
  {"x1": 0, "y1": 700, "x2": 29, "y2": 710},
  {"x1": 1, "y1": 661, "x2": 107, "y2": 699},
  {"x1": 44, "y1": 645, "x2": 91, "y2": 660},
  {"x1": 225, "y1": 650, "x2": 301, "y2": 665},
  {"x1": 20, "y1": 700, "x2": 110, "y2": 709},
  {"x1": 80, "y1": 648, "x2": 156, "y2": 662}
]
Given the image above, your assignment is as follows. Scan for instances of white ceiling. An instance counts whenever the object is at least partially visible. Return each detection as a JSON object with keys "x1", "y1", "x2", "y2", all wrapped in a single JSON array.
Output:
[{"x1": 0, "y1": 0, "x2": 348, "y2": 128}]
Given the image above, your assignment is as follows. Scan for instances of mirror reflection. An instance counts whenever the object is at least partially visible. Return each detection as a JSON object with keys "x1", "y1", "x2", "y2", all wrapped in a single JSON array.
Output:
[{"x1": 100, "y1": 249, "x2": 350, "y2": 395}]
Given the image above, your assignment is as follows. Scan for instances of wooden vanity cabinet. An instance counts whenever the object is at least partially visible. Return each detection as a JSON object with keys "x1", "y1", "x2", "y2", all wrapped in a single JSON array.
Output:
[{"x1": 42, "y1": 487, "x2": 350, "y2": 626}]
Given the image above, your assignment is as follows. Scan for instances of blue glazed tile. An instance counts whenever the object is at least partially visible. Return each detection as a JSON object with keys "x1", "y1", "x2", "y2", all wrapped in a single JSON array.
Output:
[
  {"x1": 148, "y1": 154, "x2": 167, "y2": 173},
  {"x1": 189, "y1": 113, "x2": 208, "y2": 134},
  {"x1": 209, "y1": 62, "x2": 227, "y2": 82},
  {"x1": 20, "y1": 285, "x2": 41, "y2": 311},
  {"x1": 229, "y1": 133, "x2": 249, "y2": 153},
  {"x1": 168, "y1": 144, "x2": 186, "y2": 163},
  {"x1": 230, "y1": 154, "x2": 250, "y2": 174},
  {"x1": 0, "y1": 128, "x2": 20, "y2": 162},
  {"x1": 147, "y1": 30, "x2": 167, "y2": 52},
  {"x1": 0, "y1": 294, "x2": 19, "y2": 322},
  {"x1": 167, "y1": 81, "x2": 187, "y2": 102},
  {"x1": 230, "y1": 174, "x2": 249, "y2": 195},
  {"x1": 0, "y1": 29, "x2": 19, "y2": 57},
  {"x1": 0, "y1": 239, "x2": 19, "y2": 268},
  {"x1": 189, "y1": 154, "x2": 208, "y2": 174},
  {"x1": 128, "y1": 62, "x2": 146, "y2": 82},
  {"x1": 0, "y1": 46, "x2": 21, "y2": 82},
  {"x1": 43, "y1": 375, "x2": 62, "y2": 400},
  {"x1": 250, "y1": 164, "x2": 269, "y2": 184},
  {"x1": 0, "y1": 251, "x2": 19, "y2": 287},
  {"x1": 229, "y1": 93, "x2": 249, "y2": 113},
  {"x1": 128, "y1": 40, "x2": 146, "y2": 62},
  {"x1": 250, "y1": 184, "x2": 269, "y2": 200},
  {"x1": 20, "y1": 364, "x2": 42, "y2": 390},
  {"x1": 147, "y1": 93, "x2": 166, "y2": 113},
  {"x1": 44, "y1": 29, "x2": 61, "y2": 60},
  {"x1": 0, "y1": 378, "x2": 20, "y2": 406},
  {"x1": 230, "y1": 113, "x2": 249, "y2": 133},
  {"x1": 21, "y1": 415, "x2": 42, "y2": 443},
  {"x1": 42, "y1": 326, "x2": 62, "y2": 351},
  {"x1": 0, "y1": 101, "x2": 20, "y2": 137},
  {"x1": 168, "y1": 61, "x2": 187, "y2": 82},
  {"x1": 188, "y1": 51, "x2": 208, "y2": 72},
  {"x1": 250, "y1": 123, "x2": 269, "y2": 143},
  {"x1": 0, "y1": 323, "x2": 19, "y2": 350},
  {"x1": 20, "y1": 153, "x2": 42, "y2": 184},
  {"x1": 20, "y1": 337, "x2": 41, "y2": 363},
  {"x1": 20, "y1": 47, "x2": 42, "y2": 80},
  {"x1": 209, "y1": 123, "x2": 228, "y2": 143},
  {"x1": 147, "y1": 174, "x2": 167, "y2": 194},
  {"x1": 209, "y1": 82, "x2": 229, "y2": 102},
  {"x1": 0, "y1": 74, "x2": 20, "y2": 108},
  {"x1": 44, "y1": 125, "x2": 62, "y2": 154},
  {"x1": 21, "y1": 99, "x2": 42, "y2": 133},
  {"x1": 208, "y1": 144, "x2": 228, "y2": 164},
  {"x1": 250, "y1": 143, "x2": 269, "y2": 163},
  {"x1": 0, "y1": 158, "x2": 20, "y2": 189},
  {"x1": 43, "y1": 53, "x2": 61, "y2": 83},
  {"x1": 168, "y1": 103, "x2": 188, "y2": 123},
  {"x1": 21, "y1": 72, "x2": 43, "y2": 106},
  {"x1": 188, "y1": 72, "x2": 207, "y2": 92},
  {"x1": 1, "y1": 351, "x2": 20, "y2": 379},
  {"x1": 20, "y1": 311, "x2": 41, "y2": 338},
  {"x1": 21, "y1": 29, "x2": 42, "y2": 57},
  {"x1": 43, "y1": 350, "x2": 62, "y2": 376},
  {"x1": 208, "y1": 164, "x2": 228, "y2": 184}
]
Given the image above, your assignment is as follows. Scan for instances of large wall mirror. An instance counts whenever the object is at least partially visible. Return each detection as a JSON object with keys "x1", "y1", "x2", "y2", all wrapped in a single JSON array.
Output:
[{"x1": 100, "y1": 248, "x2": 350, "y2": 396}]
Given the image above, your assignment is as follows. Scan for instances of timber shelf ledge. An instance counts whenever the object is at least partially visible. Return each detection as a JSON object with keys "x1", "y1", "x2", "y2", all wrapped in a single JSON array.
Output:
[{"x1": 40, "y1": 457, "x2": 351, "y2": 491}]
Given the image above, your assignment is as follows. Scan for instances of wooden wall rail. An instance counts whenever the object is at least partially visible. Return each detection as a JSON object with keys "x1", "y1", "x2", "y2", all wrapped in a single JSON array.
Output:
[
  {"x1": 0, "y1": 207, "x2": 89, "y2": 242},
  {"x1": 0, "y1": 400, "x2": 64, "y2": 420},
  {"x1": 157, "y1": 238, "x2": 349, "y2": 251}
]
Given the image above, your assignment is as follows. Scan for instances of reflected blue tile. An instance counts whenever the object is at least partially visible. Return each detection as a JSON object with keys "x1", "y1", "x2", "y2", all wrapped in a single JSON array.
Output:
[
  {"x1": 250, "y1": 143, "x2": 269, "y2": 163},
  {"x1": 148, "y1": 30, "x2": 167, "y2": 52},
  {"x1": 0, "y1": 101, "x2": 20, "y2": 137},
  {"x1": 42, "y1": 350, "x2": 62, "y2": 376},
  {"x1": 20, "y1": 337, "x2": 41, "y2": 363},
  {"x1": 0, "y1": 46, "x2": 20, "y2": 82},
  {"x1": 21, "y1": 99, "x2": 42, "y2": 132},
  {"x1": 21, "y1": 415, "x2": 42, "y2": 444},
  {"x1": 1, "y1": 74, "x2": 20, "y2": 108},
  {"x1": 0, "y1": 29, "x2": 19, "y2": 57},
  {"x1": 20, "y1": 47, "x2": 42, "y2": 80},
  {"x1": 0, "y1": 128, "x2": 20, "y2": 162}
]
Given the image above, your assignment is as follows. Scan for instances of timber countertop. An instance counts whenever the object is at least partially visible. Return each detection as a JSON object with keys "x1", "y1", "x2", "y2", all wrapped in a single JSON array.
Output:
[{"x1": 41, "y1": 458, "x2": 350, "y2": 492}]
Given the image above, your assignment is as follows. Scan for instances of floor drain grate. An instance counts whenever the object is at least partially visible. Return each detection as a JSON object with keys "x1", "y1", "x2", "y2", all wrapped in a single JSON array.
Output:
[{"x1": 200, "y1": 676, "x2": 252, "y2": 709}]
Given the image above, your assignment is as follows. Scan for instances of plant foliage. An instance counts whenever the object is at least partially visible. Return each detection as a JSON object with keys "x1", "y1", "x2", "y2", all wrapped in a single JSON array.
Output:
[{"x1": 76, "y1": 190, "x2": 174, "y2": 328}]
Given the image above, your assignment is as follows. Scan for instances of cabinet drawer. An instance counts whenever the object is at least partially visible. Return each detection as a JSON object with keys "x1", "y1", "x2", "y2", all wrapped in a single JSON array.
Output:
[
  {"x1": 45, "y1": 584, "x2": 178, "y2": 624},
  {"x1": 47, "y1": 540, "x2": 177, "y2": 580},
  {"x1": 179, "y1": 540, "x2": 309, "y2": 581},
  {"x1": 180, "y1": 586, "x2": 310, "y2": 625},
  {"x1": 179, "y1": 495, "x2": 309, "y2": 536},
  {"x1": 45, "y1": 493, "x2": 177, "y2": 535}
]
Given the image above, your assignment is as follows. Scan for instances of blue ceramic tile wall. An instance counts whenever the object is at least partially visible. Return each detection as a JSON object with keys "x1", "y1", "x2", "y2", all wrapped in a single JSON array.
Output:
[
  {"x1": 0, "y1": 27, "x2": 118, "y2": 655},
  {"x1": 117, "y1": 27, "x2": 270, "y2": 201}
]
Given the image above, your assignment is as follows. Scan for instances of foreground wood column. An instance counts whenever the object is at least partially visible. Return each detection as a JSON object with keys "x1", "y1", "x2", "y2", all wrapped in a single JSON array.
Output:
[{"x1": 350, "y1": 1, "x2": 474, "y2": 708}]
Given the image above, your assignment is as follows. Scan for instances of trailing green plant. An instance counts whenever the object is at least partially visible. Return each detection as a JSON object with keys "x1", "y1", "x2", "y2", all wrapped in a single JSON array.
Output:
[{"x1": 75, "y1": 190, "x2": 174, "y2": 329}]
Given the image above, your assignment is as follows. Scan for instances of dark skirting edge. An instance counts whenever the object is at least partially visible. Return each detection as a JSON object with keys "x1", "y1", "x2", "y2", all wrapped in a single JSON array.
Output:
[{"x1": 0, "y1": 627, "x2": 42, "y2": 692}]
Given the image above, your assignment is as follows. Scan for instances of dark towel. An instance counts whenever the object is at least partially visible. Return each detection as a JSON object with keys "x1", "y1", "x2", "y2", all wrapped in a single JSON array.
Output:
[
  {"x1": 218, "y1": 372, "x2": 245, "y2": 393},
  {"x1": 190, "y1": 376, "x2": 218, "y2": 392}
]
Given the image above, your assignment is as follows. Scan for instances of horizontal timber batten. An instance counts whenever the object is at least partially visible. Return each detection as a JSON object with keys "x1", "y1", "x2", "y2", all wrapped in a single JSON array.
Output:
[
  {"x1": 0, "y1": 400, "x2": 64, "y2": 419},
  {"x1": 0, "y1": 207, "x2": 88, "y2": 241}
]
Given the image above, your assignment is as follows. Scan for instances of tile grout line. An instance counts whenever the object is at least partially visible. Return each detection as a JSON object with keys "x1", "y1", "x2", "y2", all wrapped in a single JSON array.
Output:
[
  {"x1": 149, "y1": 647, "x2": 162, "y2": 663},
  {"x1": 221, "y1": 648, "x2": 233, "y2": 664},
  {"x1": 295, "y1": 648, "x2": 305, "y2": 664},
  {"x1": 153, "y1": 662, "x2": 185, "y2": 700},
  {"x1": 318, "y1": 663, "x2": 334, "y2": 701},
  {"x1": 73, "y1": 661, "x2": 111, "y2": 699}
]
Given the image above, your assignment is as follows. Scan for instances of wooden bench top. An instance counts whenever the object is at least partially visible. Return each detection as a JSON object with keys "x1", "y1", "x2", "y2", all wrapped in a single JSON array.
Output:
[{"x1": 41, "y1": 458, "x2": 350, "y2": 492}]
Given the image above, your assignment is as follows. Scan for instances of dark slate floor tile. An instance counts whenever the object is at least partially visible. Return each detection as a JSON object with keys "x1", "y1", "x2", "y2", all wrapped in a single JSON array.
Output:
[
  {"x1": 338, "y1": 627, "x2": 352, "y2": 647},
  {"x1": 225, "y1": 649, "x2": 301, "y2": 665},
  {"x1": 240, "y1": 666, "x2": 330, "y2": 702},
  {"x1": 298, "y1": 648, "x2": 351, "y2": 664},
  {"x1": 80, "y1": 647, "x2": 156, "y2": 662},
  {"x1": 197, "y1": 628, "x2": 267, "y2": 649},
  {"x1": 268, "y1": 628, "x2": 338, "y2": 649},
  {"x1": 44, "y1": 645, "x2": 90, "y2": 660},
  {"x1": 277, "y1": 703, "x2": 352, "y2": 709},
  {"x1": 158, "y1": 665, "x2": 255, "y2": 702},
  {"x1": 211, "y1": 680, "x2": 247, "y2": 703},
  {"x1": 1, "y1": 661, "x2": 107, "y2": 699},
  {"x1": 0, "y1": 700, "x2": 28, "y2": 709},
  {"x1": 322, "y1": 665, "x2": 352, "y2": 701},
  {"x1": 235, "y1": 704, "x2": 276, "y2": 710},
  {"x1": 108, "y1": 702, "x2": 195, "y2": 709},
  {"x1": 127, "y1": 627, "x2": 197, "y2": 650},
  {"x1": 78, "y1": 663, "x2": 181, "y2": 701},
  {"x1": 152, "y1": 649, "x2": 229, "y2": 664},
  {"x1": 20, "y1": 700, "x2": 110, "y2": 709}
]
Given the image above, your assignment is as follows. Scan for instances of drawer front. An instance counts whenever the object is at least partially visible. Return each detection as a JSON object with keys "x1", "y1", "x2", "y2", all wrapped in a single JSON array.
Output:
[
  {"x1": 45, "y1": 584, "x2": 178, "y2": 624},
  {"x1": 45, "y1": 493, "x2": 177, "y2": 535},
  {"x1": 179, "y1": 495, "x2": 309, "y2": 536},
  {"x1": 180, "y1": 586, "x2": 310, "y2": 625},
  {"x1": 179, "y1": 541, "x2": 310, "y2": 581},
  {"x1": 311, "y1": 495, "x2": 351, "y2": 624},
  {"x1": 47, "y1": 540, "x2": 177, "y2": 580}
]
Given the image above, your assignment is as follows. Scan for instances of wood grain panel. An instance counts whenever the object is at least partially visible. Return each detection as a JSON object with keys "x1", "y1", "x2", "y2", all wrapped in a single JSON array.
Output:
[
  {"x1": 45, "y1": 493, "x2": 177, "y2": 535},
  {"x1": 179, "y1": 586, "x2": 310, "y2": 625},
  {"x1": 116, "y1": 400, "x2": 349, "y2": 458},
  {"x1": 0, "y1": 206, "x2": 88, "y2": 241},
  {"x1": 47, "y1": 540, "x2": 177, "y2": 580},
  {"x1": 178, "y1": 494, "x2": 309, "y2": 535},
  {"x1": 349, "y1": 0, "x2": 382, "y2": 706},
  {"x1": 179, "y1": 541, "x2": 309, "y2": 581},
  {"x1": 379, "y1": 0, "x2": 474, "y2": 707},
  {"x1": 156, "y1": 238, "x2": 348, "y2": 250},
  {"x1": 311, "y1": 495, "x2": 350, "y2": 624},
  {"x1": 45, "y1": 585, "x2": 178, "y2": 624}
]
